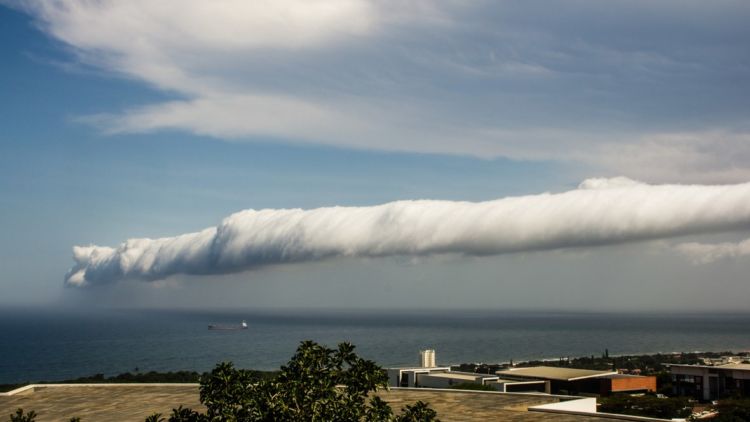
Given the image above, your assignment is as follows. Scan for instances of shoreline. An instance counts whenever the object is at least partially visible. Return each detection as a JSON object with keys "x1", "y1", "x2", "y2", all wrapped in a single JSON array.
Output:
[
  {"x1": 443, "y1": 348, "x2": 750, "y2": 368},
  {"x1": 3, "y1": 349, "x2": 748, "y2": 392}
]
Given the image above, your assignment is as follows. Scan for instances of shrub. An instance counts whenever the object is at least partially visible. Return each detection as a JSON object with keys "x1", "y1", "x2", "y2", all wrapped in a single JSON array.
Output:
[{"x1": 150, "y1": 340, "x2": 439, "y2": 421}]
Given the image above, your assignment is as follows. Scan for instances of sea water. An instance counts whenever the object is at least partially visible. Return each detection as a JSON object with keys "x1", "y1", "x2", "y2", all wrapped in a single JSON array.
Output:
[{"x1": 1, "y1": 308, "x2": 749, "y2": 384}]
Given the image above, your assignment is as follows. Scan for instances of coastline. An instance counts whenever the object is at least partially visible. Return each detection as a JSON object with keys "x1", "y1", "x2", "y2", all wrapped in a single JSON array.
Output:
[{"x1": 3, "y1": 349, "x2": 747, "y2": 393}]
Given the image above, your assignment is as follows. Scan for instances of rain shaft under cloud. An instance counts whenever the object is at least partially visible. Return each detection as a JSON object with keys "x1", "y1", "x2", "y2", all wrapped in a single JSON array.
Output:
[{"x1": 66, "y1": 177, "x2": 750, "y2": 286}]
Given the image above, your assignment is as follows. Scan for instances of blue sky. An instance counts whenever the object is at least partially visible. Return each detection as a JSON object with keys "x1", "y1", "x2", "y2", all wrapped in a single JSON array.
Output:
[{"x1": 1, "y1": 2, "x2": 750, "y2": 310}]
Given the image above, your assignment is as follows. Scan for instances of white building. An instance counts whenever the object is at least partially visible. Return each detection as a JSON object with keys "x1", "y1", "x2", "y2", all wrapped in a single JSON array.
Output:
[
  {"x1": 387, "y1": 366, "x2": 548, "y2": 392},
  {"x1": 670, "y1": 363, "x2": 750, "y2": 400},
  {"x1": 388, "y1": 350, "x2": 547, "y2": 392},
  {"x1": 420, "y1": 349, "x2": 436, "y2": 368}
]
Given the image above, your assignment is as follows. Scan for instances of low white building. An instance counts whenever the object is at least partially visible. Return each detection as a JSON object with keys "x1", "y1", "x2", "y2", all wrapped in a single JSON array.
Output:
[
  {"x1": 387, "y1": 366, "x2": 452, "y2": 388},
  {"x1": 389, "y1": 349, "x2": 549, "y2": 392},
  {"x1": 670, "y1": 363, "x2": 750, "y2": 400},
  {"x1": 387, "y1": 366, "x2": 548, "y2": 392},
  {"x1": 411, "y1": 370, "x2": 499, "y2": 389}
]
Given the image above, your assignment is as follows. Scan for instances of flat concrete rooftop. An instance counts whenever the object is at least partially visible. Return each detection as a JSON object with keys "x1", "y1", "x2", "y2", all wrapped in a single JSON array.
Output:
[
  {"x1": 375, "y1": 389, "x2": 611, "y2": 421},
  {"x1": 420, "y1": 371, "x2": 495, "y2": 381},
  {"x1": 0, "y1": 384, "x2": 658, "y2": 422},
  {"x1": 0, "y1": 384, "x2": 202, "y2": 422},
  {"x1": 670, "y1": 363, "x2": 750, "y2": 371},
  {"x1": 497, "y1": 366, "x2": 616, "y2": 381},
  {"x1": 606, "y1": 374, "x2": 650, "y2": 379}
]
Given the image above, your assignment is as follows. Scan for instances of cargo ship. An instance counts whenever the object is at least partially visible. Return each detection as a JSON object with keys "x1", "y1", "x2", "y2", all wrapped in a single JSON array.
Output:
[{"x1": 208, "y1": 320, "x2": 248, "y2": 330}]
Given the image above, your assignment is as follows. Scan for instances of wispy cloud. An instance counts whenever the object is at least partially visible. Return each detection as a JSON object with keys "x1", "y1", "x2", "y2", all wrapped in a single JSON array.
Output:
[
  {"x1": 66, "y1": 177, "x2": 750, "y2": 286},
  {"x1": 676, "y1": 238, "x2": 750, "y2": 264},
  {"x1": 578, "y1": 131, "x2": 750, "y2": 184},
  {"x1": 8, "y1": 0, "x2": 750, "y2": 182}
]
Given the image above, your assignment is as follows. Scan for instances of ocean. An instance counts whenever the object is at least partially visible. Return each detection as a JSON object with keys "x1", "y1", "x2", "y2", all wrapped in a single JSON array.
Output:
[{"x1": 1, "y1": 308, "x2": 749, "y2": 384}]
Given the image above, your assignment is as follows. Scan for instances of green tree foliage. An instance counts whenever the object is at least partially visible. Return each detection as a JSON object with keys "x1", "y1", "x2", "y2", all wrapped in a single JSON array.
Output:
[
  {"x1": 145, "y1": 414, "x2": 165, "y2": 422},
  {"x1": 8, "y1": 409, "x2": 36, "y2": 422},
  {"x1": 396, "y1": 402, "x2": 438, "y2": 422},
  {"x1": 151, "y1": 341, "x2": 439, "y2": 422},
  {"x1": 712, "y1": 398, "x2": 750, "y2": 421},
  {"x1": 598, "y1": 394, "x2": 691, "y2": 419},
  {"x1": 655, "y1": 371, "x2": 674, "y2": 396}
]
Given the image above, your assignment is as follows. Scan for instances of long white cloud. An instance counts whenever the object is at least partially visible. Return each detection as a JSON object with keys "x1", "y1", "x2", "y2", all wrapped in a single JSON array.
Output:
[{"x1": 66, "y1": 177, "x2": 750, "y2": 286}]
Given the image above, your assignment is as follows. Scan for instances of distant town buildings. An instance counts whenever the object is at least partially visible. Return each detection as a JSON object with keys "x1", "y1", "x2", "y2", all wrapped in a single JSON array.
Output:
[
  {"x1": 389, "y1": 350, "x2": 658, "y2": 396},
  {"x1": 700, "y1": 355, "x2": 746, "y2": 366}
]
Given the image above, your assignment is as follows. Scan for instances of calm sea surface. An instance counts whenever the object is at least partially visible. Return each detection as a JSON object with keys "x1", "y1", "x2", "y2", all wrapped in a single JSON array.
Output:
[{"x1": 1, "y1": 308, "x2": 749, "y2": 384}]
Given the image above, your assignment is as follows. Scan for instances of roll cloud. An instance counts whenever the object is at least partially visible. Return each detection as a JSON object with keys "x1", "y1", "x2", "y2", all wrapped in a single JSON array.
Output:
[{"x1": 65, "y1": 177, "x2": 750, "y2": 286}]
